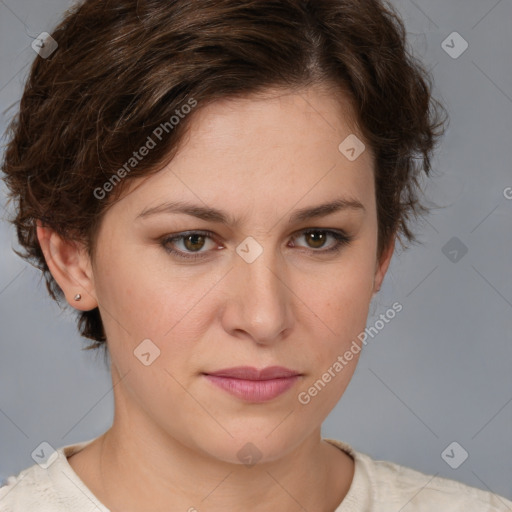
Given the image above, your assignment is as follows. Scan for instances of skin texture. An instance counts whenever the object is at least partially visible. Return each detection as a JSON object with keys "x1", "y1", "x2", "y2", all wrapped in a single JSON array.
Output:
[{"x1": 37, "y1": 85, "x2": 395, "y2": 512}]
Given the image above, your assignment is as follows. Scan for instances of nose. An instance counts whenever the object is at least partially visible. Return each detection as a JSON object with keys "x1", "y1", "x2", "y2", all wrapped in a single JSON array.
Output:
[{"x1": 220, "y1": 242, "x2": 293, "y2": 345}]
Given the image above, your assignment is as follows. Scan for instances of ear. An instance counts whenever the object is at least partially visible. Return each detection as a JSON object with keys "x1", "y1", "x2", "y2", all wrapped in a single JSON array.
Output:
[
  {"x1": 372, "y1": 234, "x2": 395, "y2": 296},
  {"x1": 36, "y1": 220, "x2": 98, "y2": 310}
]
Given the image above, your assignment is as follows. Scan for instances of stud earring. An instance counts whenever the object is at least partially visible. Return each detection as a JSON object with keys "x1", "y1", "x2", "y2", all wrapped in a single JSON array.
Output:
[{"x1": 74, "y1": 293, "x2": 82, "y2": 301}]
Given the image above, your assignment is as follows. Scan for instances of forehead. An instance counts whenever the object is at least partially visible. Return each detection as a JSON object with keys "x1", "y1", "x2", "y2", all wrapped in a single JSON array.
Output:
[
  {"x1": 113, "y1": 86, "x2": 375, "y2": 220},
  {"x1": 185, "y1": 84, "x2": 362, "y2": 150}
]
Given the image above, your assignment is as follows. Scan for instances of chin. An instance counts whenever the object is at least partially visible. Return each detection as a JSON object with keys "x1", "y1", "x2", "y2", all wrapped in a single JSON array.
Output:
[{"x1": 191, "y1": 424, "x2": 312, "y2": 467}]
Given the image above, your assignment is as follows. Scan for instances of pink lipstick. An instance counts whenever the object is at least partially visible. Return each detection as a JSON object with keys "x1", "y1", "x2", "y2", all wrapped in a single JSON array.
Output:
[{"x1": 203, "y1": 366, "x2": 301, "y2": 402}]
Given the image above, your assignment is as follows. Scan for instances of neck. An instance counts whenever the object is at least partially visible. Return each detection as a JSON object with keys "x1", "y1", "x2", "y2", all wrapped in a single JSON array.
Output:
[{"x1": 93, "y1": 423, "x2": 353, "y2": 512}]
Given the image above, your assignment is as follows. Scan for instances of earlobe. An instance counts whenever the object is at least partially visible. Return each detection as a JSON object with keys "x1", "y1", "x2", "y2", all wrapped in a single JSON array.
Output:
[{"x1": 36, "y1": 220, "x2": 98, "y2": 310}]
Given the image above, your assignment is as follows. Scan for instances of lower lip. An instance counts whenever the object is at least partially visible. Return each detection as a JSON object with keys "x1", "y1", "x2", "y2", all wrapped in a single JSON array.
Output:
[{"x1": 204, "y1": 375, "x2": 301, "y2": 402}]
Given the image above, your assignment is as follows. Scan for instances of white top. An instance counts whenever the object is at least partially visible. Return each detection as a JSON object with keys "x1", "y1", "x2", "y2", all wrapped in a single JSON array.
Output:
[{"x1": 1, "y1": 436, "x2": 511, "y2": 511}]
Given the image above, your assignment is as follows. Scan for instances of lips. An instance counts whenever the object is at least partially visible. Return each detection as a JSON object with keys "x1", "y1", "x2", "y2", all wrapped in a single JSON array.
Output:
[{"x1": 203, "y1": 366, "x2": 302, "y2": 402}]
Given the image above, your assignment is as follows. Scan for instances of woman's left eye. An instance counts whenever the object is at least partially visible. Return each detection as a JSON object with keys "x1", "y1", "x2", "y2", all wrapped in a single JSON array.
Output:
[
  {"x1": 290, "y1": 229, "x2": 353, "y2": 253},
  {"x1": 161, "y1": 229, "x2": 353, "y2": 261}
]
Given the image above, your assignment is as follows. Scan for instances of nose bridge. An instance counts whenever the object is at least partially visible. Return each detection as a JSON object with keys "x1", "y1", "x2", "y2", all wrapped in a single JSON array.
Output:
[{"x1": 227, "y1": 237, "x2": 291, "y2": 342}]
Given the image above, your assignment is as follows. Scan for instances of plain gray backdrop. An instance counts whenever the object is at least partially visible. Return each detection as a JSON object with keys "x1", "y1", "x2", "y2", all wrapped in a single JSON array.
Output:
[{"x1": 1, "y1": 0, "x2": 511, "y2": 504}]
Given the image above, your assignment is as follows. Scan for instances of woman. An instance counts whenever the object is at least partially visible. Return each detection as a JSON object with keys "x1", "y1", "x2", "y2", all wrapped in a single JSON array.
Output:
[{"x1": 1, "y1": 0, "x2": 510, "y2": 510}]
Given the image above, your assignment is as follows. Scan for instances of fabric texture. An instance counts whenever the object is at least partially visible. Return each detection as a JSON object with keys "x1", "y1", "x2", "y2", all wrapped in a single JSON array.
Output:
[{"x1": 1, "y1": 436, "x2": 511, "y2": 511}]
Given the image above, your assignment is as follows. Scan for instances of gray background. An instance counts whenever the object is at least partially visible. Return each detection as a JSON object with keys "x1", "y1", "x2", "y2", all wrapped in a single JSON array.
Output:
[{"x1": 1, "y1": 0, "x2": 511, "y2": 504}]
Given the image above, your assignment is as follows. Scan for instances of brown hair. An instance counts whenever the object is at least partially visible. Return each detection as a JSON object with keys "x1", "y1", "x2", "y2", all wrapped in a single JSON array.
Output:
[{"x1": 1, "y1": 0, "x2": 447, "y2": 353}]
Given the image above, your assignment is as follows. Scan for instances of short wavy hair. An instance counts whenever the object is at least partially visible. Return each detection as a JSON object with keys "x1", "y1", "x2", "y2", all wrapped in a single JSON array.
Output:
[{"x1": 1, "y1": 0, "x2": 446, "y2": 352}]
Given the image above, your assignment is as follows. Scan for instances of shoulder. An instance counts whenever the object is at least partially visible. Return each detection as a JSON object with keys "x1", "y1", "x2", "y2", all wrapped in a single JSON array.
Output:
[
  {"x1": 324, "y1": 438, "x2": 512, "y2": 512},
  {"x1": 367, "y1": 454, "x2": 512, "y2": 511},
  {"x1": 0, "y1": 437, "x2": 106, "y2": 512},
  {"x1": 0, "y1": 462, "x2": 58, "y2": 512}
]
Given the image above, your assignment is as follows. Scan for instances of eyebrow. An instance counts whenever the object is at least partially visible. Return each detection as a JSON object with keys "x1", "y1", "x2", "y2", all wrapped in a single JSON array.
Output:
[{"x1": 135, "y1": 197, "x2": 365, "y2": 225}]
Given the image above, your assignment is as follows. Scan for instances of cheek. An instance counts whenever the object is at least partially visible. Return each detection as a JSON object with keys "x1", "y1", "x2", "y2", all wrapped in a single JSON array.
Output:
[
  {"x1": 94, "y1": 245, "x2": 223, "y2": 361},
  {"x1": 303, "y1": 253, "x2": 375, "y2": 334},
  {"x1": 292, "y1": 244, "x2": 376, "y2": 393},
  {"x1": 293, "y1": 259, "x2": 375, "y2": 414}
]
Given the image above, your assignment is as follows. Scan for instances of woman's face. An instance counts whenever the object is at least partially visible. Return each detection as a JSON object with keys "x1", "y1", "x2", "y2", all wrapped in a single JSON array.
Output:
[{"x1": 84, "y1": 86, "x2": 392, "y2": 463}]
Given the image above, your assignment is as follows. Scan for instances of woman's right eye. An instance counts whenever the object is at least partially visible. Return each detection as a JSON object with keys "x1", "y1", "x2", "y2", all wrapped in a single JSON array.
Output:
[{"x1": 160, "y1": 230, "x2": 220, "y2": 260}]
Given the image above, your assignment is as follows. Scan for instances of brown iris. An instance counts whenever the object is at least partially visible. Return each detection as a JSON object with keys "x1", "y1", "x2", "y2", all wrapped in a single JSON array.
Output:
[
  {"x1": 183, "y1": 234, "x2": 206, "y2": 252},
  {"x1": 304, "y1": 230, "x2": 327, "y2": 249}
]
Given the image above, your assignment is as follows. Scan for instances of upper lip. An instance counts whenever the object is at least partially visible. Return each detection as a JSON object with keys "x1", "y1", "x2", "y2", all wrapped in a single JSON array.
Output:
[{"x1": 204, "y1": 366, "x2": 301, "y2": 380}]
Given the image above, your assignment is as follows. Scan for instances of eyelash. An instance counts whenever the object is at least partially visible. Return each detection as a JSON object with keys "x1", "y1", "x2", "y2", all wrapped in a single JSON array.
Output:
[{"x1": 160, "y1": 229, "x2": 353, "y2": 261}]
